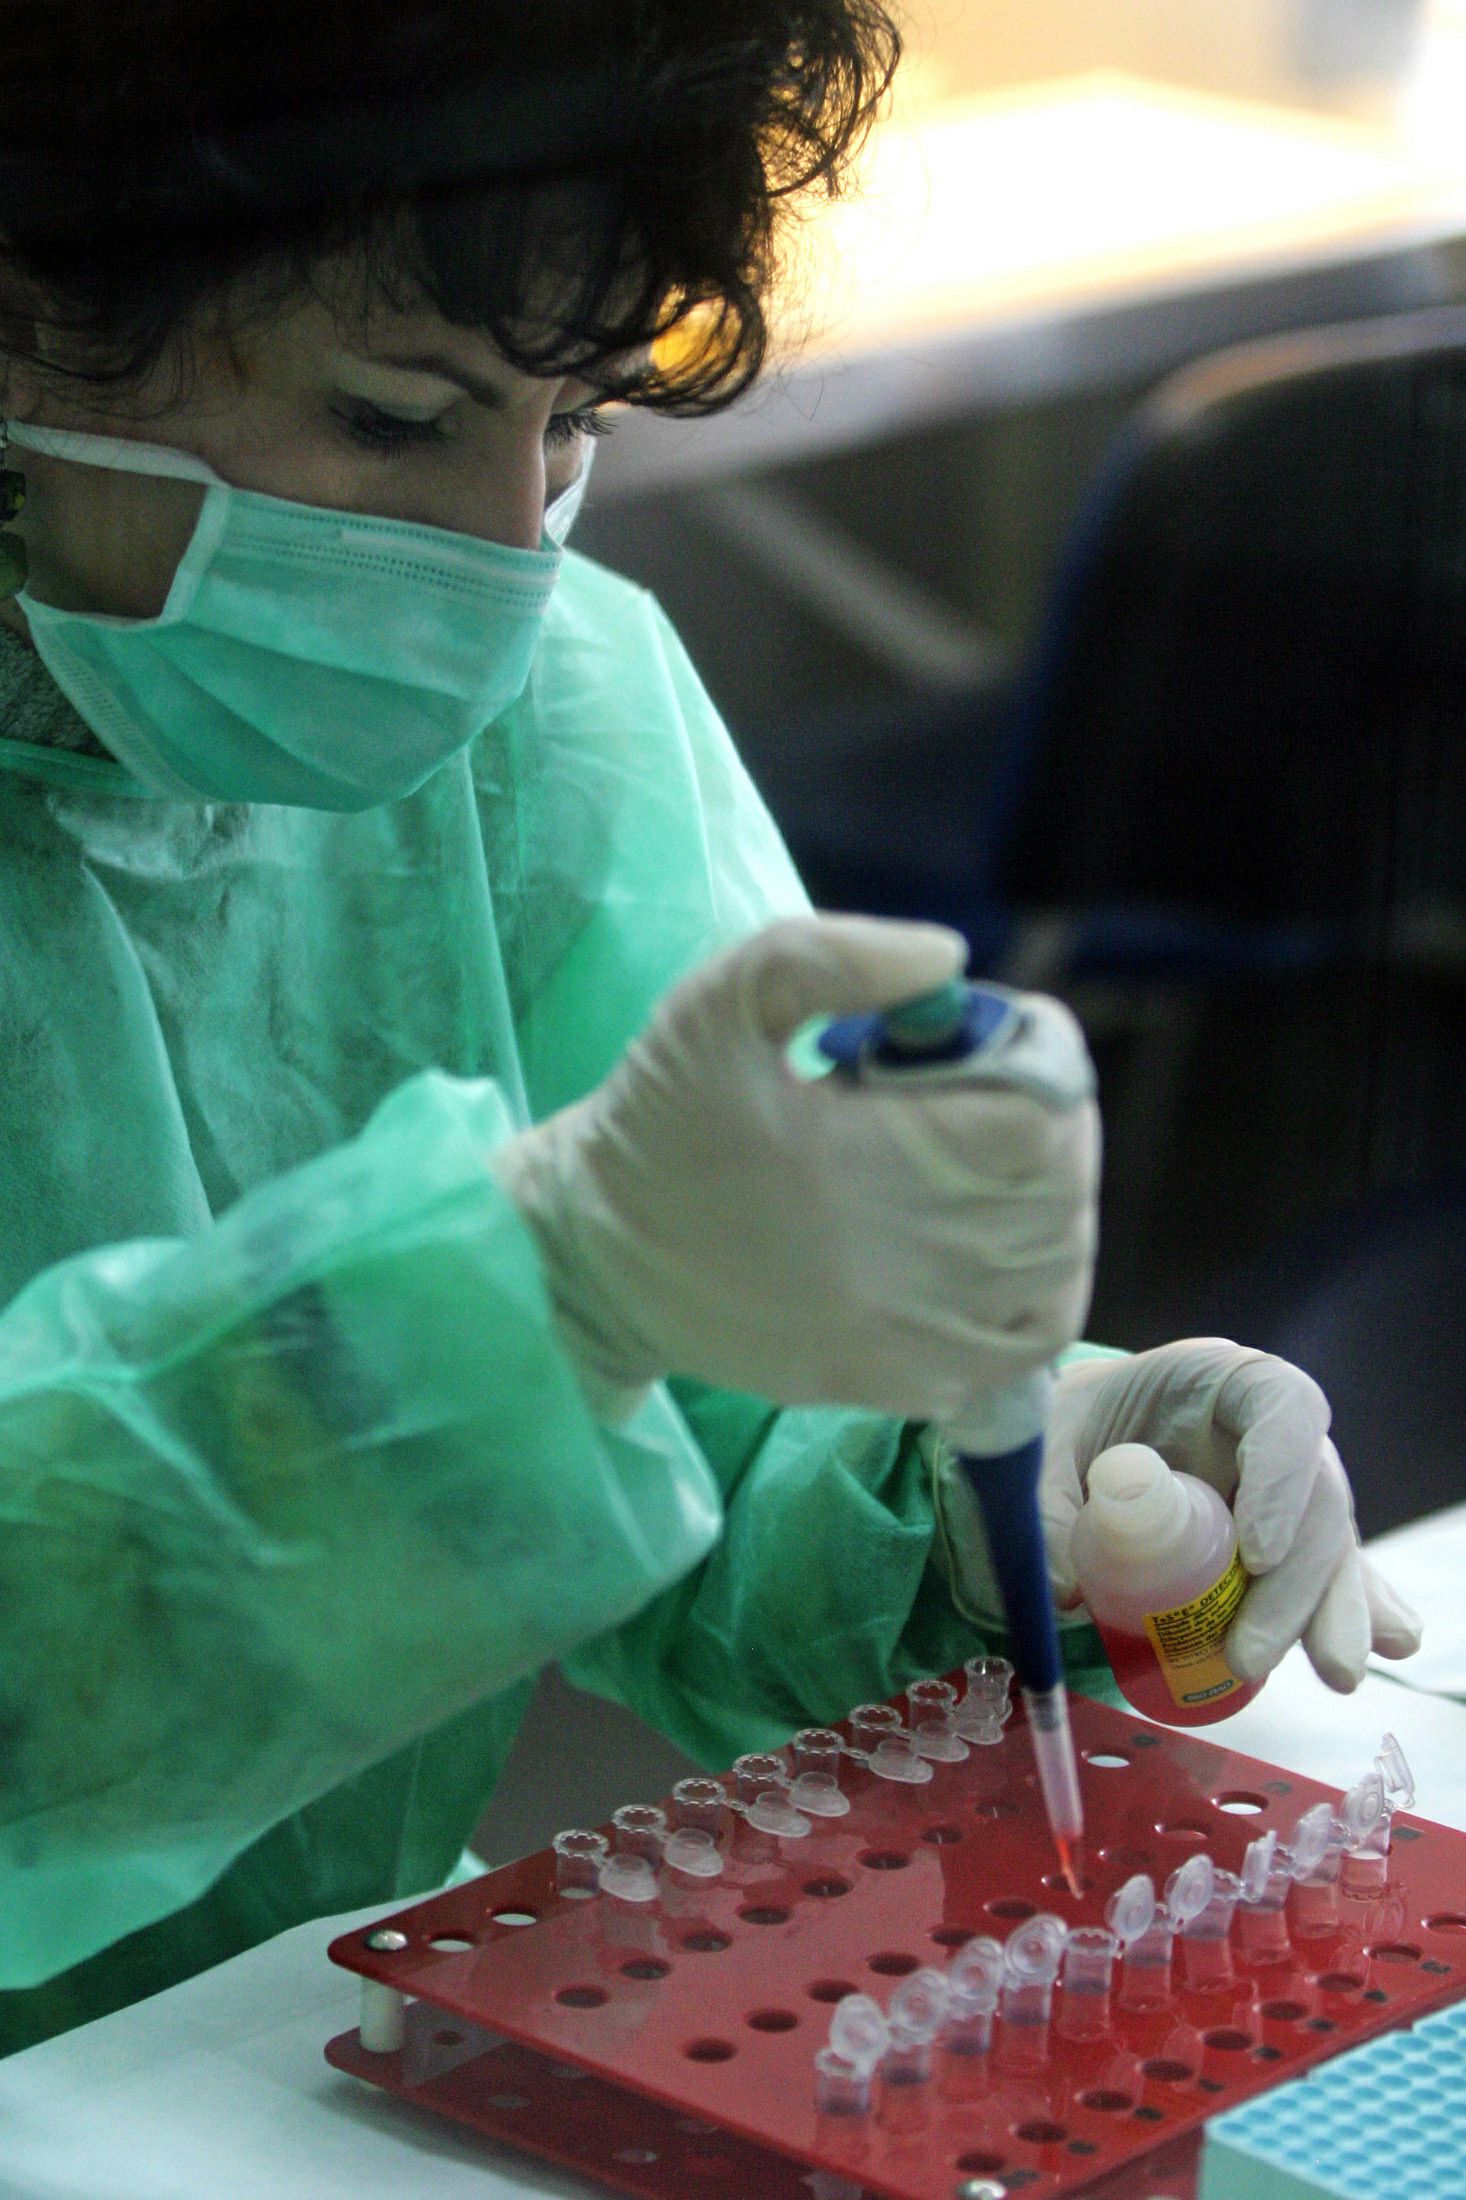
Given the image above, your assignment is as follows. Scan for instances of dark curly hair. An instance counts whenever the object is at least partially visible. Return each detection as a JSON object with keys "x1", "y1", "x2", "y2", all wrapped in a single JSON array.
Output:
[{"x1": 0, "y1": 0, "x2": 901, "y2": 415}]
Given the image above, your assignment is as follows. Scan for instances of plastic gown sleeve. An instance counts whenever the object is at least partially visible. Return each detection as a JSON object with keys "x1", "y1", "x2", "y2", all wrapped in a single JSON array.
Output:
[
  {"x1": 563, "y1": 1375, "x2": 1109, "y2": 1768},
  {"x1": 0, "y1": 1069, "x2": 725, "y2": 1989}
]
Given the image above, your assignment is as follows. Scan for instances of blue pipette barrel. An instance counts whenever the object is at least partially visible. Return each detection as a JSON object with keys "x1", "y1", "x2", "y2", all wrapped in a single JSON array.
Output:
[{"x1": 818, "y1": 976, "x2": 1091, "y2": 1887}]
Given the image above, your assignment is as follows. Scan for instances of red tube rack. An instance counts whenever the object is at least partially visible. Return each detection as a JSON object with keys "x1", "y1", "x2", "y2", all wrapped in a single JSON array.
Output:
[{"x1": 326, "y1": 1689, "x2": 1466, "y2": 2200}]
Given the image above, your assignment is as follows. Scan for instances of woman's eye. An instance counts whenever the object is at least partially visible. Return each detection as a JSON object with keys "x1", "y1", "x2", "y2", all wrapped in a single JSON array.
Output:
[
  {"x1": 331, "y1": 402, "x2": 450, "y2": 454},
  {"x1": 544, "y1": 405, "x2": 614, "y2": 450}
]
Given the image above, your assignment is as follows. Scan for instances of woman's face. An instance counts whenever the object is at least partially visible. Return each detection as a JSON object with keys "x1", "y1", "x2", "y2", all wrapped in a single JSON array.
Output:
[{"x1": 0, "y1": 253, "x2": 617, "y2": 634}]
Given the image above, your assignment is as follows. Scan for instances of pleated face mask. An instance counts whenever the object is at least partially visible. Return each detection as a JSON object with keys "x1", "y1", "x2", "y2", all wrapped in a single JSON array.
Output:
[{"x1": 7, "y1": 421, "x2": 590, "y2": 808}]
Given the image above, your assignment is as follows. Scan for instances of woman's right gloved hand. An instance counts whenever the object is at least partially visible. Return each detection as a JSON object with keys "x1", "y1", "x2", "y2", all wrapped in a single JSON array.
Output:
[{"x1": 491, "y1": 913, "x2": 1102, "y2": 1422}]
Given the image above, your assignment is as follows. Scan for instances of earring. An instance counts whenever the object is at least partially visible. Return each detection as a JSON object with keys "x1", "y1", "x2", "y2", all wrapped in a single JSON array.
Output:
[{"x1": 0, "y1": 421, "x2": 28, "y2": 598}]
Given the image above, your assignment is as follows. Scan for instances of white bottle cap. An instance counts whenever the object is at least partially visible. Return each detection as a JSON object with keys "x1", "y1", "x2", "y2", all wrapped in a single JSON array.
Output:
[{"x1": 1084, "y1": 1443, "x2": 1189, "y2": 1543}]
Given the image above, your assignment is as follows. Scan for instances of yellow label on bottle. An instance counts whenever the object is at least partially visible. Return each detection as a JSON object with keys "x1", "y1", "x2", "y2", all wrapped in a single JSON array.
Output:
[{"x1": 1143, "y1": 1549, "x2": 1250, "y2": 1709}]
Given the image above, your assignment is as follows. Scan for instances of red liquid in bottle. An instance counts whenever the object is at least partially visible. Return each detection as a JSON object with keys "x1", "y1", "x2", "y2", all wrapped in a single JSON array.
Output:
[
  {"x1": 1092, "y1": 1619, "x2": 1260, "y2": 1728},
  {"x1": 1070, "y1": 1445, "x2": 1265, "y2": 1730}
]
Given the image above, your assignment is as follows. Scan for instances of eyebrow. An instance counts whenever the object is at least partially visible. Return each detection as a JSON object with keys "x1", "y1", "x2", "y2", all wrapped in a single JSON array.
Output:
[
  {"x1": 364, "y1": 352, "x2": 511, "y2": 408},
  {"x1": 361, "y1": 347, "x2": 649, "y2": 407}
]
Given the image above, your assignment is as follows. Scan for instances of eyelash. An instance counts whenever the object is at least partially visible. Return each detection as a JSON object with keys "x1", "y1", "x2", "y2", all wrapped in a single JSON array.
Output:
[{"x1": 331, "y1": 400, "x2": 614, "y2": 455}]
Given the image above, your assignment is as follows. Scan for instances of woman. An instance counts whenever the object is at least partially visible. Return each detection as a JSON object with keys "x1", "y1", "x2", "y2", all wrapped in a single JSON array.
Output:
[{"x1": 0, "y1": 0, "x2": 1419, "y2": 2052}]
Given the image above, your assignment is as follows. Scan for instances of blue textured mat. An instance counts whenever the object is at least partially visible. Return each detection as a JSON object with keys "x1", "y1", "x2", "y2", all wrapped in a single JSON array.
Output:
[{"x1": 1199, "y1": 1996, "x2": 1466, "y2": 2200}]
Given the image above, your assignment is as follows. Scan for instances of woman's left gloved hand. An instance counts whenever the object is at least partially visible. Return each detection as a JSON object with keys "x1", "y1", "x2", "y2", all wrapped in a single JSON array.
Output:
[{"x1": 1039, "y1": 1339, "x2": 1423, "y2": 1692}]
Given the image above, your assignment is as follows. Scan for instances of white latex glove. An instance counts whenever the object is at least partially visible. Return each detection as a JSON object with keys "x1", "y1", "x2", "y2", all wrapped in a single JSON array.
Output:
[
  {"x1": 1040, "y1": 1340, "x2": 1424, "y2": 1692},
  {"x1": 492, "y1": 913, "x2": 1101, "y2": 1423}
]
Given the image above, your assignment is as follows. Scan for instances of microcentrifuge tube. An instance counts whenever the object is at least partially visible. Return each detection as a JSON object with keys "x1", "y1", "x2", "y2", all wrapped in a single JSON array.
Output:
[
  {"x1": 789, "y1": 1730, "x2": 851, "y2": 1816},
  {"x1": 998, "y1": 1913, "x2": 1066, "y2": 2068},
  {"x1": 663, "y1": 1827, "x2": 724, "y2": 1879},
  {"x1": 670, "y1": 1777, "x2": 726, "y2": 1836},
  {"x1": 1237, "y1": 1829, "x2": 1293, "y2": 1961},
  {"x1": 611, "y1": 1802, "x2": 667, "y2": 1862},
  {"x1": 813, "y1": 2047, "x2": 873, "y2": 2119},
  {"x1": 793, "y1": 1727, "x2": 846, "y2": 1778},
  {"x1": 944, "y1": 1936, "x2": 1003, "y2": 2056},
  {"x1": 954, "y1": 1654, "x2": 1014, "y2": 1745},
  {"x1": 553, "y1": 1827, "x2": 610, "y2": 1897},
  {"x1": 598, "y1": 1852, "x2": 659, "y2": 1903},
  {"x1": 1058, "y1": 1926, "x2": 1119, "y2": 2041},
  {"x1": 1107, "y1": 1873, "x2": 1170, "y2": 2011},
  {"x1": 1179, "y1": 1868, "x2": 1243, "y2": 1990},
  {"x1": 1285, "y1": 1801, "x2": 1344, "y2": 1937},
  {"x1": 1338, "y1": 1770, "x2": 1392, "y2": 1897},
  {"x1": 883, "y1": 1969, "x2": 950, "y2": 2089},
  {"x1": 732, "y1": 1752, "x2": 788, "y2": 1805},
  {"x1": 848, "y1": 1702, "x2": 904, "y2": 1750},
  {"x1": 907, "y1": 1678, "x2": 969, "y2": 1763}
]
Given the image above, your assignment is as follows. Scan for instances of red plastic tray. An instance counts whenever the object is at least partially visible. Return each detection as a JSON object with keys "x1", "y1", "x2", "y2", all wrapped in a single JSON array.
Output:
[{"x1": 326, "y1": 1689, "x2": 1466, "y2": 2200}]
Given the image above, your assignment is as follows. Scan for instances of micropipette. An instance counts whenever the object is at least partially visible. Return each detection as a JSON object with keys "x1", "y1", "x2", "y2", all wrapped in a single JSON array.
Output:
[{"x1": 818, "y1": 975, "x2": 1097, "y2": 1894}]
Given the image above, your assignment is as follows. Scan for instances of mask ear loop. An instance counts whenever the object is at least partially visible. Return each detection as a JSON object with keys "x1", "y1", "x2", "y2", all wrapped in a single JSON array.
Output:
[{"x1": 0, "y1": 421, "x2": 28, "y2": 597}]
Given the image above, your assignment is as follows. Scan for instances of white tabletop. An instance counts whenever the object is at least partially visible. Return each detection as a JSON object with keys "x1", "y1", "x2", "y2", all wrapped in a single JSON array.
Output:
[{"x1": 5, "y1": 1504, "x2": 1465, "y2": 2200}]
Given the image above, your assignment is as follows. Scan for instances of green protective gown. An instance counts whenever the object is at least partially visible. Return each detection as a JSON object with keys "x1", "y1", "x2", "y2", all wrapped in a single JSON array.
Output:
[{"x1": 0, "y1": 551, "x2": 1103, "y2": 2055}]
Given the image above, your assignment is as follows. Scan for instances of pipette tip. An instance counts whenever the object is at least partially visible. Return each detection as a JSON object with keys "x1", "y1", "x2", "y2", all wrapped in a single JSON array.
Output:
[{"x1": 1054, "y1": 1835, "x2": 1085, "y2": 1900}]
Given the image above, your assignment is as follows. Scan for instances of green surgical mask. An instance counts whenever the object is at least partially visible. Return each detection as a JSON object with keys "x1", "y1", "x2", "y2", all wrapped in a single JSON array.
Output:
[{"x1": 8, "y1": 422, "x2": 588, "y2": 809}]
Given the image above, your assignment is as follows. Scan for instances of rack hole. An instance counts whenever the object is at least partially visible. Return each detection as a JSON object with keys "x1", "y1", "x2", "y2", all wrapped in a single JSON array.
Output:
[
  {"x1": 1085, "y1": 1752, "x2": 1129, "y2": 1769},
  {"x1": 682, "y1": 1930, "x2": 730, "y2": 1954},
  {"x1": 1252, "y1": 2044, "x2": 1283, "y2": 2063},
  {"x1": 1260, "y1": 2000, "x2": 1308, "y2": 2022},
  {"x1": 1215, "y1": 1792, "x2": 1268, "y2": 1816},
  {"x1": 804, "y1": 1876, "x2": 852, "y2": 1899},
  {"x1": 491, "y1": 1909, "x2": 539, "y2": 1927},
  {"x1": 922, "y1": 1825, "x2": 965, "y2": 1845},
  {"x1": 738, "y1": 1905, "x2": 790, "y2": 1926},
  {"x1": 1367, "y1": 1942, "x2": 1422, "y2": 1964},
  {"x1": 1363, "y1": 1987, "x2": 1390, "y2": 2003},
  {"x1": 556, "y1": 1986, "x2": 607, "y2": 2010},
  {"x1": 1043, "y1": 1869, "x2": 1091, "y2": 1894},
  {"x1": 860, "y1": 1850, "x2": 910, "y2": 1871},
  {"x1": 1130, "y1": 1732, "x2": 1163, "y2": 1748},
  {"x1": 1426, "y1": 1914, "x2": 1466, "y2": 1935},
  {"x1": 432, "y1": 2028, "x2": 465, "y2": 2047},
  {"x1": 1155, "y1": 1821, "x2": 1210, "y2": 1848},
  {"x1": 1067, "y1": 2140, "x2": 1098, "y2": 2156},
  {"x1": 429, "y1": 1934, "x2": 477, "y2": 1951},
  {"x1": 972, "y1": 1798, "x2": 1020, "y2": 1820},
  {"x1": 1098, "y1": 1844, "x2": 1154, "y2": 1871},
  {"x1": 746, "y1": 2008, "x2": 799, "y2": 2033},
  {"x1": 955, "y1": 2151, "x2": 1006, "y2": 2175},
  {"x1": 1079, "y1": 2089, "x2": 1132, "y2": 2114},
  {"x1": 621, "y1": 1958, "x2": 670, "y2": 1981},
  {"x1": 869, "y1": 1952, "x2": 921, "y2": 1976},
  {"x1": 808, "y1": 1979, "x2": 859, "y2": 2003},
  {"x1": 684, "y1": 2038, "x2": 736, "y2": 2063},
  {"x1": 1203, "y1": 2028, "x2": 1252, "y2": 2052},
  {"x1": 1315, "y1": 1971, "x2": 1365, "y2": 1993},
  {"x1": 1305, "y1": 2017, "x2": 1336, "y2": 2032},
  {"x1": 1132, "y1": 2104, "x2": 1164, "y2": 2122},
  {"x1": 1141, "y1": 2059, "x2": 1194, "y2": 2084},
  {"x1": 932, "y1": 1926, "x2": 975, "y2": 1949},
  {"x1": 987, "y1": 1897, "x2": 1037, "y2": 1921},
  {"x1": 1013, "y1": 2119, "x2": 1066, "y2": 2145}
]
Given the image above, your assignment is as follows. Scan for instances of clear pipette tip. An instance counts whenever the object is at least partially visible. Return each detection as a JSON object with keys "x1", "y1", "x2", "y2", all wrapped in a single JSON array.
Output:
[{"x1": 1023, "y1": 1682, "x2": 1086, "y2": 1894}]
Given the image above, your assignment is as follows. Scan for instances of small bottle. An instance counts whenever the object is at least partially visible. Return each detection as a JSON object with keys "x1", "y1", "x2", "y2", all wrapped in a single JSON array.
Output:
[{"x1": 1069, "y1": 1443, "x2": 1262, "y2": 1726}]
